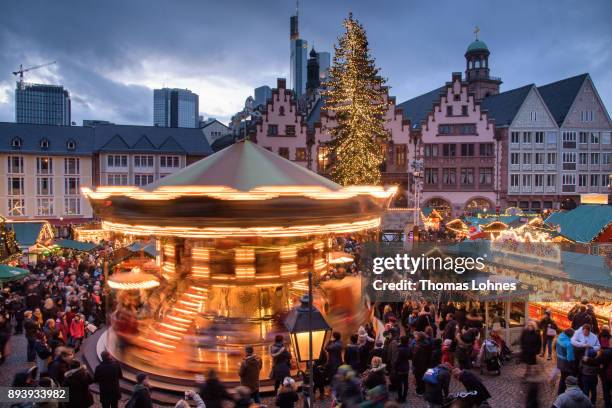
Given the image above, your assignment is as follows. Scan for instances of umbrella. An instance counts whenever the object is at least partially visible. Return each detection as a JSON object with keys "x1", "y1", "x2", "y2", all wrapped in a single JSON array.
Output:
[{"x1": 0, "y1": 265, "x2": 30, "y2": 283}]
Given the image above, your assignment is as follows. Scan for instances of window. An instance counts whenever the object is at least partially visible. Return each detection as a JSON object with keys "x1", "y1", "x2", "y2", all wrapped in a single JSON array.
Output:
[
  {"x1": 535, "y1": 153, "x2": 544, "y2": 165},
  {"x1": 534, "y1": 174, "x2": 544, "y2": 187},
  {"x1": 578, "y1": 174, "x2": 588, "y2": 187},
  {"x1": 285, "y1": 125, "x2": 296, "y2": 136},
  {"x1": 39, "y1": 138, "x2": 50, "y2": 150},
  {"x1": 267, "y1": 124, "x2": 278, "y2": 136},
  {"x1": 7, "y1": 156, "x2": 24, "y2": 173},
  {"x1": 535, "y1": 132, "x2": 544, "y2": 144},
  {"x1": 64, "y1": 198, "x2": 81, "y2": 215},
  {"x1": 278, "y1": 147, "x2": 289, "y2": 159},
  {"x1": 562, "y1": 131, "x2": 576, "y2": 148},
  {"x1": 523, "y1": 153, "x2": 531, "y2": 164},
  {"x1": 107, "y1": 155, "x2": 127, "y2": 168},
  {"x1": 438, "y1": 124, "x2": 476, "y2": 135},
  {"x1": 36, "y1": 198, "x2": 54, "y2": 216},
  {"x1": 424, "y1": 145, "x2": 439, "y2": 157},
  {"x1": 511, "y1": 132, "x2": 520, "y2": 144},
  {"x1": 8, "y1": 177, "x2": 24, "y2": 195},
  {"x1": 439, "y1": 125, "x2": 451, "y2": 135},
  {"x1": 425, "y1": 168, "x2": 438, "y2": 184},
  {"x1": 160, "y1": 156, "x2": 180, "y2": 168},
  {"x1": 318, "y1": 146, "x2": 330, "y2": 172},
  {"x1": 562, "y1": 173, "x2": 576, "y2": 190},
  {"x1": 64, "y1": 177, "x2": 80, "y2": 195},
  {"x1": 530, "y1": 112, "x2": 537, "y2": 122},
  {"x1": 460, "y1": 168, "x2": 474, "y2": 185},
  {"x1": 547, "y1": 153, "x2": 556, "y2": 165},
  {"x1": 579, "y1": 132, "x2": 589, "y2": 144},
  {"x1": 479, "y1": 168, "x2": 493, "y2": 185},
  {"x1": 442, "y1": 144, "x2": 456, "y2": 157},
  {"x1": 66, "y1": 140, "x2": 77, "y2": 150},
  {"x1": 8, "y1": 198, "x2": 25, "y2": 216},
  {"x1": 604, "y1": 153, "x2": 612, "y2": 165},
  {"x1": 546, "y1": 174, "x2": 556, "y2": 187},
  {"x1": 546, "y1": 132, "x2": 557, "y2": 144},
  {"x1": 562, "y1": 152, "x2": 576, "y2": 170},
  {"x1": 453, "y1": 94, "x2": 460, "y2": 101},
  {"x1": 295, "y1": 148, "x2": 307, "y2": 161},
  {"x1": 591, "y1": 132, "x2": 600, "y2": 144},
  {"x1": 461, "y1": 105, "x2": 468, "y2": 116},
  {"x1": 442, "y1": 168, "x2": 456, "y2": 184},
  {"x1": 36, "y1": 177, "x2": 53, "y2": 195},
  {"x1": 461, "y1": 143, "x2": 474, "y2": 157},
  {"x1": 510, "y1": 174, "x2": 519, "y2": 187},
  {"x1": 479, "y1": 143, "x2": 493, "y2": 157},
  {"x1": 602, "y1": 174, "x2": 609, "y2": 187},
  {"x1": 36, "y1": 157, "x2": 53, "y2": 174},
  {"x1": 603, "y1": 133, "x2": 611, "y2": 145},
  {"x1": 279, "y1": 106, "x2": 285, "y2": 116},
  {"x1": 134, "y1": 174, "x2": 154, "y2": 186},
  {"x1": 580, "y1": 111, "x2": 594, "y2": 122},
  {"x1": 11, "y1": 137, "x2": 22, "y2": 149},
  {"x1": 64, "y1": 158, "x2": 80, "y2": 175},
  {"x1": 460, "y1": 124, "x2": 476, "y2": 135},
  {"x1": 510, "y1": 153, "x2": 520, "y2": 165},
  {"x1": 522, "y1": 174, "x2": 531, "y2": 187},
  {"x1": 395, "y1": 145, "x2": 407, "y2": 166},
  {"x1": 523, "y1": 132, "x2": 532, "y2": 144},
  {"x1": 446, "y1": 106, "x2": 453, "y2": 116},
  {"x1": 107, "y1": 174, "x2": 128, "y2": 186},
  {"x1": 579, "y1": 153, "x2": 588, "y2": 165},
  {"x1": 590, "y1": 174, "x2": 600, "y2": 187},
  {"x1": 590, "y1": 153, "x2": 600, "y2": 165},
  {"x1": 134, "y1": 155, "x2": 154, "y2": 167}
]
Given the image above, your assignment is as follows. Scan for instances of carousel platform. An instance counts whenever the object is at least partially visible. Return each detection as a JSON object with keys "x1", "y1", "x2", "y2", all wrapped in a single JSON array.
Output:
[{"x1": 81, "y1": 328, "x2": 283, "y2": 404}]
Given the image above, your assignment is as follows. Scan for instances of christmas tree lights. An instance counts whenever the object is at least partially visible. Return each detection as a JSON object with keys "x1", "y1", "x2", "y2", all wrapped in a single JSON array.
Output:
[{"x1": 322, "y1": 13, "x2": 389, "y2": 185}]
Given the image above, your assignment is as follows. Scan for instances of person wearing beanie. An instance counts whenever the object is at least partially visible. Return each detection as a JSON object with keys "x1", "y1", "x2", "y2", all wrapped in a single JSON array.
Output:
[
  {"x1": 552, "y1": 376, "x2": 593, "y2": 408},
  {"x1": 275, "y1": 377, "x2": 298, "y2": 408},
  {"x1": 556, "y1": 328, "x2": 575, "y2": 394}
]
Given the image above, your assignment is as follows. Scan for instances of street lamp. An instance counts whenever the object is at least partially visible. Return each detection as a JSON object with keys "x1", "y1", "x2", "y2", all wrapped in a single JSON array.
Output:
[{"x1": 284, "y1": 277, "x2": 331, "y2": 408}]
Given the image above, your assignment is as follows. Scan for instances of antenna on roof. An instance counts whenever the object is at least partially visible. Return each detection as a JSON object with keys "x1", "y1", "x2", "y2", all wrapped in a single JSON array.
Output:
[{"x1": 474, "y1": 26, "x2": 480, "y2": 40}]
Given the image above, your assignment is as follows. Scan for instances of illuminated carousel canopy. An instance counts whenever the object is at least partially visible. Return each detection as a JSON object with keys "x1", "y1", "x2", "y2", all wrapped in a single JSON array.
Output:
[{"x1": 84, "y1": 140, "x2": 396, "y2": 237}]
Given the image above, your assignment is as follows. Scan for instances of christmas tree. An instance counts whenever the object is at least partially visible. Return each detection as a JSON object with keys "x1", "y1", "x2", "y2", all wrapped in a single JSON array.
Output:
[{"x1": 322, "y1": 13, "x2": 389, "y2": 185}]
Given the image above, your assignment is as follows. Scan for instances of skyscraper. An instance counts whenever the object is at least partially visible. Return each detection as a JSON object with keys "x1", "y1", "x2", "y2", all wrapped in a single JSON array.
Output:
[
  {"x1": 316, "y1": 51, "x2": 331, "y2": 81},
  {"x1": 254, "y1": 86, "x2": 272, "y2": 107},
  {"x1": 306, "y1": 48, "x2": 320, "y2": 94},
  {"x1": 15, "y1": 83, "x2": 71, "y2": 126},
  {"x1": 153, "y1": 88, "x2": 199, "y2": 128},
  {"x1": 289, "y1": 9, "x2": 307, "y2": 97}
]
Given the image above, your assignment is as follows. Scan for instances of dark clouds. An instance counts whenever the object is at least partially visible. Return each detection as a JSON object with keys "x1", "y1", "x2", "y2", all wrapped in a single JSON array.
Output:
[{"x1": 1, "y1": 0, "x2": 611, "y2": 125}]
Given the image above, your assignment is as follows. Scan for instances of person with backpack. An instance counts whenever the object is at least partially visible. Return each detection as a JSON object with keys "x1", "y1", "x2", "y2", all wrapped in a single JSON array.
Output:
[
  {"x1": 451, "y1": 367, "x2": 491, "y2": 406},
  {"x1": 423, "y1": 363, "x2": 451, "y2": 408}
]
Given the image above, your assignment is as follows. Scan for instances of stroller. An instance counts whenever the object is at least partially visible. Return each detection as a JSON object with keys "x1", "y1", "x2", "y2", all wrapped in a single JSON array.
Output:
[{"x1": 480, "y1": 339, "x2": 501, "y2": 375}]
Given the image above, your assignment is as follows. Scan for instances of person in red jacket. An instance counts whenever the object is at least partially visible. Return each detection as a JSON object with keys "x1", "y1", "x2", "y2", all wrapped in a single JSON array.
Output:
[{"x1": 69, "y1": 313, "x2": 85, "y2": 352}]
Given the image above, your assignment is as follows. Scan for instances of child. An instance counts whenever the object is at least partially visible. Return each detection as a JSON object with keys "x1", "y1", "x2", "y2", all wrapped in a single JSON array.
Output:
[{"x1": 276, "y1": 377, "x2": 299, "y2": 408}]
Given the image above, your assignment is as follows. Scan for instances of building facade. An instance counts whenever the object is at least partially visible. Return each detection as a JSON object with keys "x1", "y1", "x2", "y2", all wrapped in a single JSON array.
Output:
[
  {"x1": 15, "y1": 83, "x2": 71, "y2": 126},
  {"x1": 153, "y1": 88, "x2": 199, "y2": 128},
  {"x1": 415, "y1": 73, "x2": 499, "y2": 216},
  {"x1": 0, "y1": 123, "x2": 93, "y2": 220},
  {"x1": 254, "y1": 86, "x2": 272, "y2": 108},
  {"x1": 0, "y1": 123, "x2": 213, "y2": 221},
  {"x1": 289, "y1": 12, "x2": 307, "y2": 97},
  {"x1": 200, "y1": 119, "x2": 230, "y2": 145}
]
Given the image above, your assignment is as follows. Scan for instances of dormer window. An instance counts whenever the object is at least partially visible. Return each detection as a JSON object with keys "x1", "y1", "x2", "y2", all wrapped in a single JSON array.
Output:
[
  {"x1": 11, "y1": 137, "x2": 22, "y2": 150},
  {"x1": 66, "y1": 139, "x2": 77, "y2": 151},
  {"x1": 40, "y1": 138, "x2": 50, "y2": 150}
]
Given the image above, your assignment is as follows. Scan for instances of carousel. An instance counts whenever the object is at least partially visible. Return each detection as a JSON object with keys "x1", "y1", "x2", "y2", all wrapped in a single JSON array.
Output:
[{"x1": 83, "y1": 140, "x2": 395, "y2": 385}]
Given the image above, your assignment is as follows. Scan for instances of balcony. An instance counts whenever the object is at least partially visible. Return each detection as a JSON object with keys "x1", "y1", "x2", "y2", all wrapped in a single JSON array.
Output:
[
  {"x1": 563, "y1": 142, "x2": 576, "y2": 149},
  {"x1": 562, "y1": 163, "x2": 576, "y2": 170},
  {"x1": 544, "y1": 186, "x2": 557, "y2": 193},
  {"x1": 562, "y1": 185, "x2": 576, "y2": 192}
]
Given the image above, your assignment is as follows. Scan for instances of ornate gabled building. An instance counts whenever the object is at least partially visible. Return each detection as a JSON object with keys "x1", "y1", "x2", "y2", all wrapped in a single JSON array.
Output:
[{"x1": 400, "y1": 73, "x2": 499, "y2": 217}]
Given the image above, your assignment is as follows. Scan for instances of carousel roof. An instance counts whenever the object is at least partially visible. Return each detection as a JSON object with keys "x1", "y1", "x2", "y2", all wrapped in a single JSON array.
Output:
[
  {"x1": 84, "y1": 140, "x2": 395, "y2": 236},
  {"x1": 147, "y1": 140, "x2": 341, "y2": 192}
]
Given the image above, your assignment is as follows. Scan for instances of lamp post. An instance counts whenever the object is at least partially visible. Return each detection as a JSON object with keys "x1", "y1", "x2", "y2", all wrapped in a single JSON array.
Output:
[
  {"x1": 284, "y1": 272, "x2": 331, "y2": 408},
  {"x1": 411, "y1": 159, "x2": 424, "y2": 228}
]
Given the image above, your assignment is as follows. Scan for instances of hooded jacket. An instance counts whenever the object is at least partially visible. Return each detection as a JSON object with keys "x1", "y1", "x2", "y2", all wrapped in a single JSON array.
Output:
[
  {"x1": 556, "y1": 333, "x2": 575, "y2": 373},
  {"x1": 552, "y1": 385, "x2": 594, "y2": 408},
  {"x1": 270, "y1": 343, "x2": 291, "y2": 380},
  {"x1": 239, "y1": 354, "x2": 262, "y2": 392},
  {"x1": 63, "y1": 366, "x2": 93, "y2": 408}
]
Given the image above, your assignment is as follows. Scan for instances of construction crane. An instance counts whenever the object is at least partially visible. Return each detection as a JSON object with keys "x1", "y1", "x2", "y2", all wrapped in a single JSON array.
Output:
[{"x1": 12, "y1": 61, "x2": 56, "y2": 89}]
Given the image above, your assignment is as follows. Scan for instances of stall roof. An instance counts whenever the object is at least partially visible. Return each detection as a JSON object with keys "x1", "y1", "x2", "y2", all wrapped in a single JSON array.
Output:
[
  {"x1": 544, "y1": 205, "x2": 612, "y2": 243},
  {"x1": 53, "y1": 239, "x2": 98, "y2": 252},
  {"x1": 127, "y1": 242, "x2": 157, "y2": 257},
  {"x1": 465, "y1": 215, "x2": 521, "y2": 227},
  {"x1": 446, "y1": 241, "x2": 612, "y2": 290},
  {"x1": 5, "y1": 222, "x2": 48, "y2": 248}
]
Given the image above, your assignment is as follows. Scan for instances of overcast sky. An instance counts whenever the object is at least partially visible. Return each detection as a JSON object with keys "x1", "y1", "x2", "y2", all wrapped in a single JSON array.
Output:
[{"x1": 1, "y1": 0, "x2": 611, "y2": 126}]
